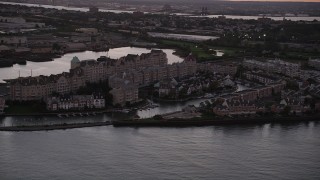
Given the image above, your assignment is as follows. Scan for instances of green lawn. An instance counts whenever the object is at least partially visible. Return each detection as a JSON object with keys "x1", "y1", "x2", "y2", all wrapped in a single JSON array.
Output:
[
  {"x1": 159, "y1": 40, "x2": 229, "y2": 61},
  {"x1": 284, "y1": 51, "x2": 319, "y2": 60},
  {"x1": 208, "y1": 46, "x2": 242, "y2": 56}
]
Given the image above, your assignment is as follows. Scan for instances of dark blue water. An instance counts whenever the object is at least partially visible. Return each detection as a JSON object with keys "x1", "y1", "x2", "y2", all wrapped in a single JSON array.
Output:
[{"x1": 1, "y1": 122, "x2": 320, "y2": 180}]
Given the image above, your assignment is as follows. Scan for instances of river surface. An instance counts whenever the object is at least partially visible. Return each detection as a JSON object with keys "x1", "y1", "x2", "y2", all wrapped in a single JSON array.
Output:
[
  {"x1": 0, "y1": 122, "x2": 320, "y2": 179},
  {"x1": 191, "y1": 14, "x2": 320, "y2": 21},
  {"x1": 0, "y1": 47, "x2": 183, "y2": 82},
  {"x1": 1, "y1": 1, "x2": 320, "y2": 21},
  {"x1": 148, "y1": 32, "x2": 219, "y2": 42},
  {"x1": 0, "y1": 1, "x2": 135, "y2": 13}
]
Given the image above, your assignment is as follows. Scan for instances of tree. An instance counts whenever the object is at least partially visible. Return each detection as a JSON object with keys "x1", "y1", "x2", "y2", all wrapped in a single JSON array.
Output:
[
  {"x1": 281, "y1": 106, "x2": 291, "y2": 116},
  {"x1": 286, "y1": 80, "x2": 299, "y2": 91},
  {"x1": 52, "y1": 43, "x2": 61, "y2": 51},
  {"x1": 153, "y1": 115, "x2": 163, "y2": 120}
]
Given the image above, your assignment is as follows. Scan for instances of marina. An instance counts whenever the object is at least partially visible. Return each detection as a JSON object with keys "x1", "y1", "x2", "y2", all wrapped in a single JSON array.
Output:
[
  {"x1": 57, "y1": 112, "x2": 100, "y2": 118},
  {"x1": 0, "y1": 83, "x2": 249, "y2": 128}
]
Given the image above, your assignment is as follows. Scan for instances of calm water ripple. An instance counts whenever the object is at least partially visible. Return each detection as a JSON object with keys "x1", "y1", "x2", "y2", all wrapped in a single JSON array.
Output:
[{"x1": 1, "y1": 123, "x2": 320, "y2": 180}]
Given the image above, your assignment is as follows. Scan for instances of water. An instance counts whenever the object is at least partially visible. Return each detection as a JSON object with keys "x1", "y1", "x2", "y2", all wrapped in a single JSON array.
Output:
[
  {"x1": 0, "y1": 1, "x2": 135, "y2": 13},
  {"x1": 191, "y1": 14, "x2": 320, "y2": 21},
  {"x1": 0, "y1": 122, "x2": 319, "y2": 179},
  {"x1": 1, "y1": 1, "x2": 320, "y2": 21},
  {"x1": 148, "y1": 32, "x2": 219, "y2": 42},
  {"x1": 0, "y1": 47, "x2": 183, "y2": 82}
]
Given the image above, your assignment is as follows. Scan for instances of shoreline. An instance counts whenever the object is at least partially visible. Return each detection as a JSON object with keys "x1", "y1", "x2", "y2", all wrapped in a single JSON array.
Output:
[
  {"x1": 112, "y1": 115, "x2": 320, "y2": 127},
  {"x1": 0, "y1": 47, "x2": 113, "y2": 68},
  {"x1": 0, "y1": 121, "x2": 111, "y2": 131},
  {"x1": 0, "y1": 114, "x2": 319, "y2": 131},
  {"x1": 2, "y1": 103, "x2": 148, "y2": 117},
  {"x1": 2, "y1": 110, "x2": 108, "y2": 117}
]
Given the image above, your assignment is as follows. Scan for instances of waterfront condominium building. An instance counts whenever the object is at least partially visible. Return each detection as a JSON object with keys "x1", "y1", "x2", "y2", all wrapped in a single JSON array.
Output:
[
  {"x1": 7, "y1": 68, "x2": 85, "y2": 101},
  {"x1": 6, "y1": 50, "x2": 198, "y2": 102},
  {"x1": 109, "y1": 82, "x2": 139, "y2": 107},
  {"x1": 6, "y1": 50, "x2": 167, "y2": 101}
]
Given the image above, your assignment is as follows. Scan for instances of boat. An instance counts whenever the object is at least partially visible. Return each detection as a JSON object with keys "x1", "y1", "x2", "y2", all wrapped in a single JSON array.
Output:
[
  {"x1": 121, "y1": 109, "x2": 130, "y2": 113},
  {"x1": 204, "y1": 93, "x2": 215, "y2": 98}
]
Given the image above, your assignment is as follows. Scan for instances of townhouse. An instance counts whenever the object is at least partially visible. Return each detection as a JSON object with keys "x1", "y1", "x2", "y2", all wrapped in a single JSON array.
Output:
[
  {"x1": 213, "y1": 99, "x2": 265, "y2": 116},
  {"x1": 197, "y1": 62, "x2": 238, "y2": 76},
  {"x1": 0, "y1": 36, "x2": 27, "y2": 47},
  {"x1": 236, "y1": 89, "x2": 259, "y2": 101},
  {"x1": 271, "y1": 97, "x2": 311, "y2": 114},
  {"x1": 243, "y1": 71, "x2": 279, "y2": 85},
  {"x1": 243, "y1": 59, "x2": 301, "y2": 78},
  {"x1": 46, "y1": 93, "x2": 105, "y2": 111},
  {"x1": 255, "y1": 86, "x2": 273, "y2": 98},
  {"x1": 158, "y1": 78, "x2": 179, "y2": 98}
]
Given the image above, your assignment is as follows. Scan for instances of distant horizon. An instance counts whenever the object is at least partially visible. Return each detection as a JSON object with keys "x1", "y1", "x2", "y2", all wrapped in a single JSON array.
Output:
[
  {"x1": 2, "y1": 0, "x2": 320, "y2": 3},
  {"x1": 228, "y1": 0, "x2": 320, "y2": 2}
]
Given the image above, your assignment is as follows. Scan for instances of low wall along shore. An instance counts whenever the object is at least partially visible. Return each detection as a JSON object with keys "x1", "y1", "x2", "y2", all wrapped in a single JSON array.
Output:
[{"x1": 1, "y1": 115, "x2": 319, "y2": 131}]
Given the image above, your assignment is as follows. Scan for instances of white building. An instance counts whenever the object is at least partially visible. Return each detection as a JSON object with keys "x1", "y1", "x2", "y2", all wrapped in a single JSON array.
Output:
[
  {"x1": 76, "y1": 28, "x2": 98, "y2": 35},
  {"x1": 0, "y1": 16, "x2": 45, "y2": 30},
  {"x1": 0, "y1": 16, "x2": 26, "y2": 23},
  {"x1": 46, "y1": 94, "x2": 105, "y2": 111},
  {"x1": 0, "y1": 36, "x2": 27, "y2": 47},
  {"x1": 62, "y1": 43, "x2": 86, "y2": 52},
  {"x1": 93, "y1": 93, "x2": 105, "y2": 109},
  {"x1": 243, "y1": 59, "x2": 301, "y2": 78}
]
